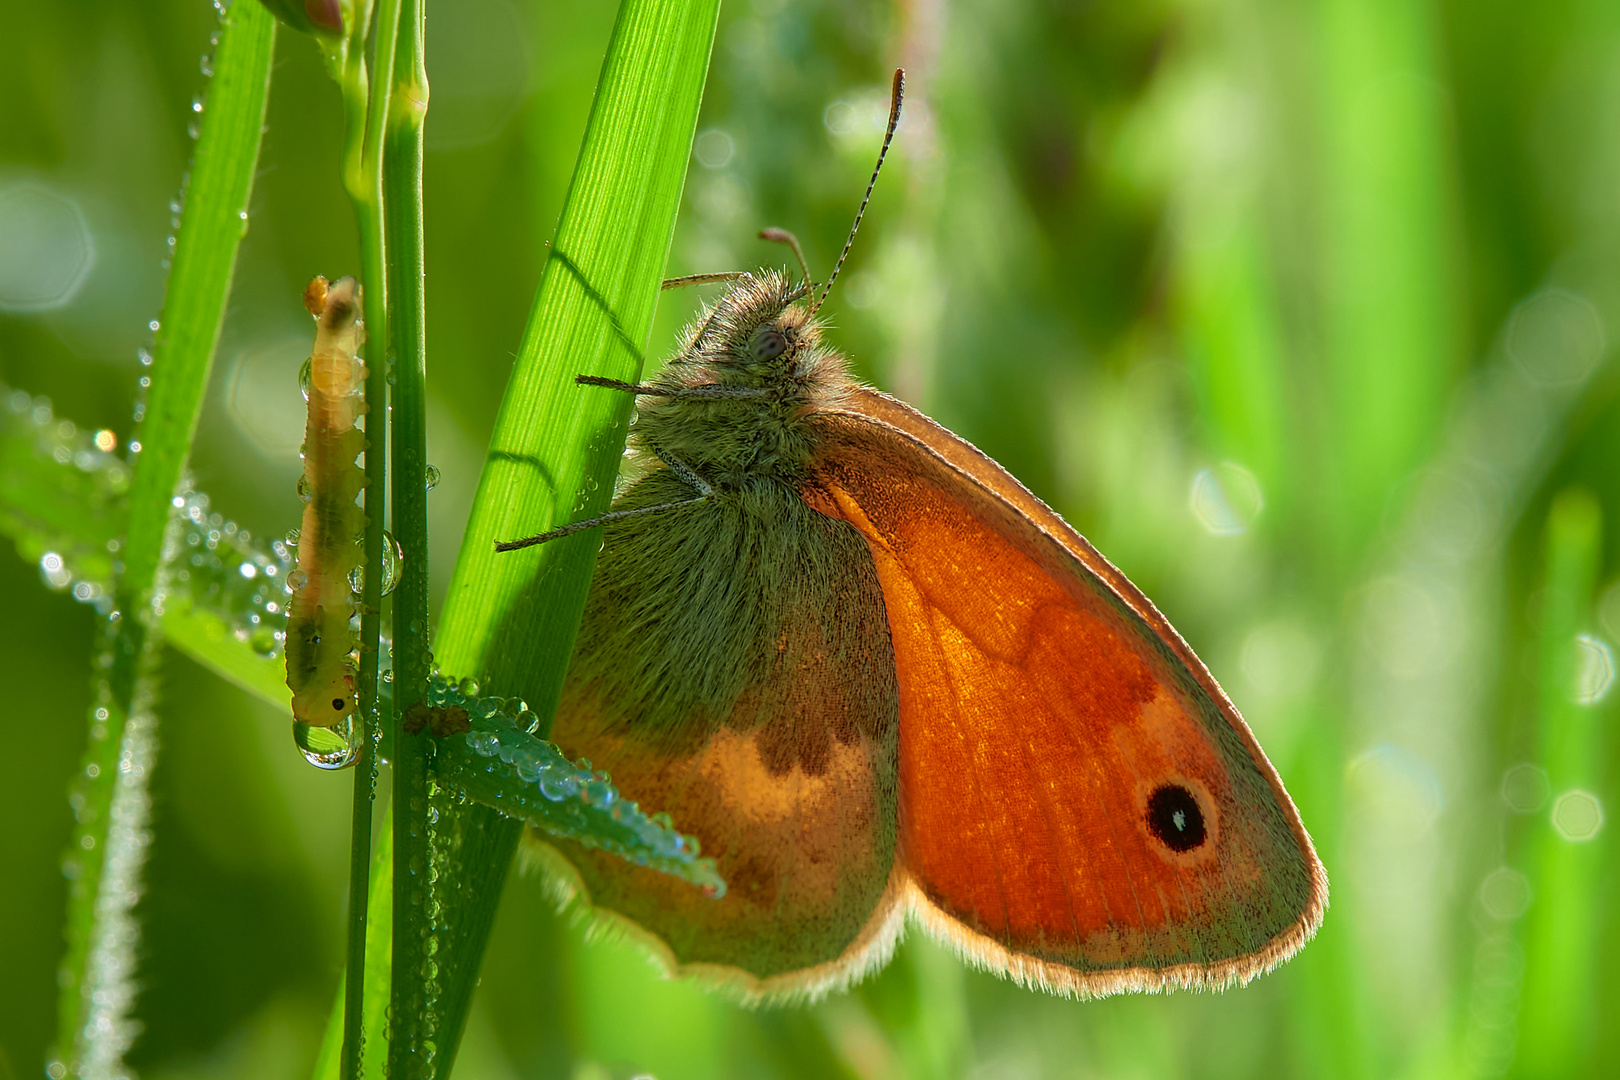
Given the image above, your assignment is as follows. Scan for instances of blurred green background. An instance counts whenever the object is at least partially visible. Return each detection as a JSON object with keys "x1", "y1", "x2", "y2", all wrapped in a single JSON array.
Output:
[{"x1": 3, "y1": 0, "x2": 1619, "y2": 1076}]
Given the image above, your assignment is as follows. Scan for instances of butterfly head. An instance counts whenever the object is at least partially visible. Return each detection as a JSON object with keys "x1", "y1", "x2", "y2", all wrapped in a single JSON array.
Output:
[{"x1": 680, "y1": 269, "x2": 829, "y2": 386}]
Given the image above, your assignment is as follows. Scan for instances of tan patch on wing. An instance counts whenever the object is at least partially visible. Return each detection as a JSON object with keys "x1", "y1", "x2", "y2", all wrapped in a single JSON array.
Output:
[{"x1": 538, "y1": 690, "x2": 898, "y2": 993}]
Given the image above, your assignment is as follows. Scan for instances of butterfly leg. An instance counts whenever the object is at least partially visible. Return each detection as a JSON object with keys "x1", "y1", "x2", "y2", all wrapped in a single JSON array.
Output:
[
  {"x1": 661, "y1": 271, "x2": 747, "y2": 290},
  {"x1": 652, "y1": 448, "x2": 714, "y2": 498},
  {"x1": 575, "y1": 375, "x2": 768, "y2": 400},
  {"x1": 493, "y1": 451, "x2": 712, "y2": 552}
]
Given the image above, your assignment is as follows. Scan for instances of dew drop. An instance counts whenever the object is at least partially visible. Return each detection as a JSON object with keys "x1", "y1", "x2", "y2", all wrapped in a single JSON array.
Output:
[
  {"x1": 39, "y1": 551, "x2": 72, "y2": 590},
  {"x1": 293, "y1": 718, "x2": 359, "y2": 770},
  {"x1": 582, "y1": 776, "x2": 615, "y2": 809},
  {"x1": 348, "y1": 531, "x2": 402, "y2": 597},
  {"x1": 299, "y1": 355, "x2": 313, "y2": 400},
  {"x1": 380, "y1": 530, "x2": 402, "y2": 594},
  {"x1": 424, "y1": 464, "x2": 440, "y2": 490},
  {"x1": 458, "y1": 676, "x2": 480, "y2": 698},
  {"x1": 538, "y1": 766, "x2": 578, "y2": 802},
  {"x1": 249, "y1": 628, "x2": 279, "y2": 657}
]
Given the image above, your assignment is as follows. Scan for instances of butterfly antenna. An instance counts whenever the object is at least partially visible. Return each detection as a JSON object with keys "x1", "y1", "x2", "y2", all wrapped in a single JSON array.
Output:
[
  {"x1": 758, "y1": 228, "x2": 813, "y2": 289},
  {"x1": 811, "y1": 67, "x2": 904, "y2": 316}
]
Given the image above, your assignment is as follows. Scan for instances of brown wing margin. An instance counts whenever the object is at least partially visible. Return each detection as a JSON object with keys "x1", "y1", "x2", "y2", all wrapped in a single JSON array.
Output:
[{"x1": 805, "y1": 385, "x2": 1327, "y2": 998}]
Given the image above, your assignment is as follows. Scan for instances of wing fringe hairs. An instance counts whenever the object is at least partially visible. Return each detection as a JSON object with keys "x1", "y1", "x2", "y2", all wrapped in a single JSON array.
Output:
[
  {"x1": 519, "y1": 836, "x2": 1326, "y2": 1003},
  {"x1": 520, "y1": 837, "x2": 908, "y2": 1006}
]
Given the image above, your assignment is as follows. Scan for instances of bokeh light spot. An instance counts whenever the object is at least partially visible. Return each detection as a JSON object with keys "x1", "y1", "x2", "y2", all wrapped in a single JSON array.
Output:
[
  {"x1": 1347, "y1": 744, "x2": 1443, "y2": 831},
  {"x1": 39, "y1": 551, "x2": 71, "y2": 590},
  {"x1": 694, "y1": 129, "x2": 735, "y2": 169},
  {"x1": 228, "y1": 334, "x2": 317, "y2": 461},
  {"x1": 1505, "y1": 288, "x2": 1605, "y2": 387},
  {"x1": 1572, "y1": 633, "x2": 1614, "y2": 705},
  {"x1": 1500, "y1": 763, "x2": 1550, "y2": 814},
  {"x1": 1189, "y1": 462, "x2": 1262, "y2": 536},
  {"x1": 1478, "y1": 867, "x2": 1532, "y2": 921},
  {"x1": 0, "y1": 182, "x2": 96, "y2": 311},
  {"x1": 1551, "y1": 790, "x2": 1603, "y2": 842}
]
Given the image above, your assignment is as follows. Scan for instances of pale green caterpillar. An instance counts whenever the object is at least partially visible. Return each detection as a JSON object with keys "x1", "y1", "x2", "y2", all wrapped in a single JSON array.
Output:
[{"x1": 285, "y1": 275, "x2": 367, "y2": 727}]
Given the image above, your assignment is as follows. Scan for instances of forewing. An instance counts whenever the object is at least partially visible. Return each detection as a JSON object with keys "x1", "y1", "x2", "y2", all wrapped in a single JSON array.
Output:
[{"x1": 806, "y1": 387, "x2": 1326, "y2": 996}]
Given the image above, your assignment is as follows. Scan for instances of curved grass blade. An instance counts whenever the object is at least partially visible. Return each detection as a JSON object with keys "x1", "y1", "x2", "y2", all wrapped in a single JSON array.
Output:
[
  {"x1": 388, "y1": 0, "x2": 722, "y2": 1073},
  {"x1": 418, "y1": 673, "x2": 724, "y2": 893},
  {"x1": 50, "y1": 5, "x2": 277, "y2": 1074}
]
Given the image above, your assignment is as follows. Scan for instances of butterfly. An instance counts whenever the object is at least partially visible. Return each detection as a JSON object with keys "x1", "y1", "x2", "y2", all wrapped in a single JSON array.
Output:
[{"x1": 498, "y1": 69, "x2": 1325, "y2": 1002}]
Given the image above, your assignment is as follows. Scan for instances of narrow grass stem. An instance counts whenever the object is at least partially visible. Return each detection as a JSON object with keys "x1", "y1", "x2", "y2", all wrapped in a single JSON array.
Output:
[
  {"x1": 337, "y1": 0, "x2": 403, "y2": 1075},
  {"x1": 382, "y1": 0, "x2": 436, "y2": 1074}
]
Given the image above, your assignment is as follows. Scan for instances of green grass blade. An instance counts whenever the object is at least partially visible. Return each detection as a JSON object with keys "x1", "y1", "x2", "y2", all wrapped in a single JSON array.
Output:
[
  {"x1": 1516, "y1": 489, "x2": 1606, "y2": 1077},
  {"x1": 1314, "y1": 0, "x2": 1460, "y2": 566},
  {"x1": 436, "y1": 0, "x2": 720, "y2": 693},
  {"x1": 388, "y1": 0, "x2": 720, "y2": 1073},
  {"x1": 51, "y1": 4, "x2": 276, "y2": 1072},
  {"x1": 425, "y1": 677, "x2": 724, "y2": 892},
  {"x1": 0, "y1": 395, "x2": 300, "y2": 710}
]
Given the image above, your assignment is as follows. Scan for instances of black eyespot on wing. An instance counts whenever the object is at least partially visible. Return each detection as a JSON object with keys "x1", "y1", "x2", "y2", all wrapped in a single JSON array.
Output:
[
  {"x1": 332, "y1": 697, "x2": 347, "y2": 711},
  {"x1": 1146, "y1": 784, "x2": 1206, "y2": 852},
  {"x1": 749, "y1": 327, "x2": 788, "y2": 361}
]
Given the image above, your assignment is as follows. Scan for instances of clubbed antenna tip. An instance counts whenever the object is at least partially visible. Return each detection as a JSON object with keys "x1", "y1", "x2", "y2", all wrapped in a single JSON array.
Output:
[{"x1": 811, "y1": 68, "x2": 905, "y2": 315}]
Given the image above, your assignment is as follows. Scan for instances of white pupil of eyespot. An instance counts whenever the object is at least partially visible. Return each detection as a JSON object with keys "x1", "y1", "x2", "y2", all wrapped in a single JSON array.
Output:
[{"x1": 1172, "y1": 810, "x2": 1186, "y2": 831}]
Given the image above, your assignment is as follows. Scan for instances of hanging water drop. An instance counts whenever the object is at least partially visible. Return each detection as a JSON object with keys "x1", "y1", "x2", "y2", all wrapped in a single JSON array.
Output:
[
  {"x1": 293, "y1": 718, "x2": 359, "y2": 770},
  {"x1": 347, "y1": 530, "x2": 402, "y2": 597},
  {"x1": 424, "y1": 464, "x2": 440, "y2": 490},
  {"x1": 298, "y1": 356, "x2": 313, "y2": 400},
  {"x1": 380, "y1": 530, "x2": 402, "y2": 594}
]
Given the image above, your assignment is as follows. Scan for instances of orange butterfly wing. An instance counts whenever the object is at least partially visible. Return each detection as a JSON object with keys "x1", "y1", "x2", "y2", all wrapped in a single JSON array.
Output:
[{"x1": 806, "y1": 387, "x2": 1326, "y2": 995}]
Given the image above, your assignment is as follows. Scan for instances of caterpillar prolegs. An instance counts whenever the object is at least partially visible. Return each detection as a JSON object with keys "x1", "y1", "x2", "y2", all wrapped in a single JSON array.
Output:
[{"x1": 285, "y1": 276, "x2": 367, "y2": 728}]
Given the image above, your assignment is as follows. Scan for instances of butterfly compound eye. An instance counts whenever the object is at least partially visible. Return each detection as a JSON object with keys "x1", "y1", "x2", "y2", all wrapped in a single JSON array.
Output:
[
  {"x1": 1146, "y1": 784, "x2": 1207, "y2": 852},
  {"x1": 748, "y1": 327, "x2": 788, "y2": 361}
]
